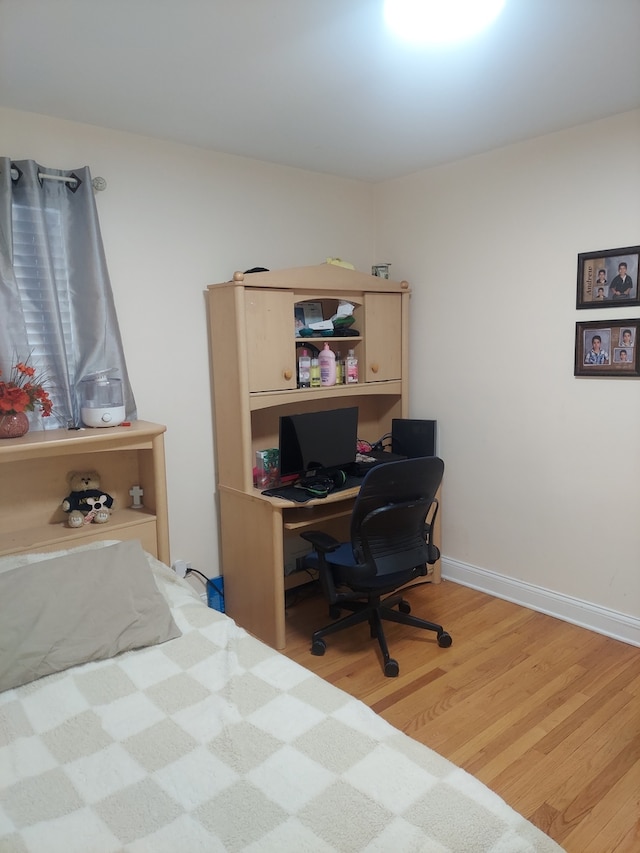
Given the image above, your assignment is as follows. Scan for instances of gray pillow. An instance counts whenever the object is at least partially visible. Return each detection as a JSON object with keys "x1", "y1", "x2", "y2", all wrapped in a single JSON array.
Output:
[{"x1": 0, "y1": 539, "x2": 181, "y2": 691}]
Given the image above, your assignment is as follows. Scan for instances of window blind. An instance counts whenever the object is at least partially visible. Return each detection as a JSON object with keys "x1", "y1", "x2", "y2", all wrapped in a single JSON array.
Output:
[{"x1": 11, "y1": 202, "x2": 78, "y2": 418}]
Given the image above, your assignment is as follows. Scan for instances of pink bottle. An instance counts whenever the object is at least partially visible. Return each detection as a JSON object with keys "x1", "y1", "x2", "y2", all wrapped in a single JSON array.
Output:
[{"x1": 318, "y1": 343, "x2": 336, "y2": 386}]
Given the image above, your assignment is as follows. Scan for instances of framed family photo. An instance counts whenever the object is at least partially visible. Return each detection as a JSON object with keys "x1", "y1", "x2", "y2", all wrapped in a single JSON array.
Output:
[
  {"x1": 576, "y1": 245, "x2": 640, "y2": 309},
  {"x1": 575, "y1": 318, "x2": 640, "y2": 377}
]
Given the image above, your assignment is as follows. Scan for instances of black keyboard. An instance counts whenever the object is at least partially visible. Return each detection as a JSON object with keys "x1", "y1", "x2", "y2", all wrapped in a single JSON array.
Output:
[{"x1": 262, "y1": 473, "x2": 363, "y2": 502}]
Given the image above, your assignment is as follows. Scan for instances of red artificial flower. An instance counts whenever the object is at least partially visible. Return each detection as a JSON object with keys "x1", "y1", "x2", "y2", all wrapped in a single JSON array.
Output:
[{"x1": 0, "y1": 358, "x2": 53, "y2": 417}]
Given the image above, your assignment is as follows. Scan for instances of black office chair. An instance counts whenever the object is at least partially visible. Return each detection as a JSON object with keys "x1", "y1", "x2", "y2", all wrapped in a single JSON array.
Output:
[{"x1": 298, "y1": 456, "x2": 452, "y2": 677}]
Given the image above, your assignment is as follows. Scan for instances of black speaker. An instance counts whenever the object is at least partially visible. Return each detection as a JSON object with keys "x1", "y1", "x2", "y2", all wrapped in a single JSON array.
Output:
[{"x1": 391, "y1": 419, "x2": 437, "y2": 458}]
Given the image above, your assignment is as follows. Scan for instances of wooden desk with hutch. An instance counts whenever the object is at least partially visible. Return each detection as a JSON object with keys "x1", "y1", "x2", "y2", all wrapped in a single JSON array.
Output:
[{"x1": 206, "y1": 264, "x2": 440, "y2": 650}]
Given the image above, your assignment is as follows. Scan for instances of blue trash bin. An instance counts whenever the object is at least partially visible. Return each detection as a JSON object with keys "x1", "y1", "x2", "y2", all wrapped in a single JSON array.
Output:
[{"x1": 206, "y1": 576, "x2": 225, "y2": 612}]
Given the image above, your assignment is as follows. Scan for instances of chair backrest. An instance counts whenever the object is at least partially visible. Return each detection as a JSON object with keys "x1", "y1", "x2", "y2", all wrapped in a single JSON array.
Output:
[{"x1": 349, "y1": 456, "x2": 444, "y2": 579}]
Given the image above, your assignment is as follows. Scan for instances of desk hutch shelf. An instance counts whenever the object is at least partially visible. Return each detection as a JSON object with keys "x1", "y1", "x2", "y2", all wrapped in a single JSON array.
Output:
[{"x1": 207, "y1": 263, "x2": 439, "y2": 649}]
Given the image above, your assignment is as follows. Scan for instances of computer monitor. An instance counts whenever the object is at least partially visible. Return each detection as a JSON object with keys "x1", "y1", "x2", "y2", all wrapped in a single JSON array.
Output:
[
  {"x1": 279, "y1": 406, "x2": 359, "y2": 479},
  {"x1": 391, "y1": 418, "x2": 437, "y2": 458}
]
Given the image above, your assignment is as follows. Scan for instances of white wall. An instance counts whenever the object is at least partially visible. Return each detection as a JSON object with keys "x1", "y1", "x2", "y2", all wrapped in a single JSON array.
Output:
[
  {"x1": 3, "y1": 105, "x2": 638, "y2": 642},
  {"x1": 375, "y1": 110, "x2": 640, "y2": 639},
  {"x1": 0, "y1": 107, "x2": 374, "y2": 576}
]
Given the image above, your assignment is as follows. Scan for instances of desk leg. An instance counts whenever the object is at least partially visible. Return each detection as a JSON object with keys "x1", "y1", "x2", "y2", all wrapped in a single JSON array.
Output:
[{"x1": 219, "y1": 490, "x2": 286, "y2": 649}]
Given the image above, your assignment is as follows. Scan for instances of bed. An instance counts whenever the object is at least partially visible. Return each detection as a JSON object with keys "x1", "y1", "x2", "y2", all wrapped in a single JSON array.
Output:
[{"x1": 0, "y1": 539, "x2": 563, "y2": 852}]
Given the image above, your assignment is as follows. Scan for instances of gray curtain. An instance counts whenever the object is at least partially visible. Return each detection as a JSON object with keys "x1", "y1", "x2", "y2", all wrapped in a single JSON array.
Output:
[{"x1": 0, "y1": 158, "x2": 136, "y2": 428}]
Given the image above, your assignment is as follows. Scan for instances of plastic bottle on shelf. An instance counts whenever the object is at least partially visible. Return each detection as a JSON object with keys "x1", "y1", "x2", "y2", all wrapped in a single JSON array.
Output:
[
  {"x1": 310, "y1": 357, "x2": 321, "y2": 387},
  {"x1": 346, "y1": 349, "x2": 359, "y2": 384},
  {"x1": 335, "y1": 351, "x2": 343, "y2": 385},
  {"x1": 297, "y1": 348, "x2": 311, "y2": 388},
  {"x1": 318, "y1": 342, "x2": 336, "y2": 386}
]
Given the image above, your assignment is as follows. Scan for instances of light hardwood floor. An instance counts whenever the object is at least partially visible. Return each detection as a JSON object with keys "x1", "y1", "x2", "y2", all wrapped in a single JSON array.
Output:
[{"x1": 282, "y1": 578, "x2": 640, "y2": 852}]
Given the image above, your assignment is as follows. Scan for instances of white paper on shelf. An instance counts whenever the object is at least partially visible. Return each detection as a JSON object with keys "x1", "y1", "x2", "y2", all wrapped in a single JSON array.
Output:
[
  {"x1": 332, "y1": 301, "x2": 355, "y2": 320},
  {"x1": 308, "y1": 319, "x2": 334, "y2": 330}
]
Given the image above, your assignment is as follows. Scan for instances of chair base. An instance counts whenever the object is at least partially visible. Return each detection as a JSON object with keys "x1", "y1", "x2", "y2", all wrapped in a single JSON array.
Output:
[{"x1": 311, "y1": 591, "x2": 452, "y2": 677}]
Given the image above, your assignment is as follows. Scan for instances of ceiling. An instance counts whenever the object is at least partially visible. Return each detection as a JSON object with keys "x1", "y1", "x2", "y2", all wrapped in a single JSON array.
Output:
[{"x1": 1, "y1": 0, "x2": 639, "y2": 182}]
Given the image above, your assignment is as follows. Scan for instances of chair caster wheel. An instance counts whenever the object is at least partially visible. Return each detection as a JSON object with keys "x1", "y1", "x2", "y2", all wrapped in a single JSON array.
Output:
[
  {"x1": 329, "y1": 606, "x2": 341, "y2": 619},
  {"x1": 437, "y1": 631, "x2": 452, "y2": 648},
  {"x1": 384, "y1": 658, "x2": 399, "y2": 677},
  {"x1": 311, "y1": 638, "x2": 327, "y2": 656},
  {"x1": 398, "y1": 600, "x2": 411, "y2": 614}
]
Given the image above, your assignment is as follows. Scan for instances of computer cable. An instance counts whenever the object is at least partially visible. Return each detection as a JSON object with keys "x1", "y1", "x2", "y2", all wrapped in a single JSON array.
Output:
[{"x1": 370, "y1": 432, "x2": 392, "y2": 451}]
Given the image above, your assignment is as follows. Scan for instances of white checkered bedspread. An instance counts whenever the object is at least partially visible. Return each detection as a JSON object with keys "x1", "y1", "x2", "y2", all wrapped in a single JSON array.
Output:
[{"x1": 0, "y1": 550, "x2": 563, "y2": 852}]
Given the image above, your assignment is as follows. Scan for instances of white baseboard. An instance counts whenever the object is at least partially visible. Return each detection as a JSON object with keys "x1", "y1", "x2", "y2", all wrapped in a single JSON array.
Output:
[{"x1": 441, "y1": 557, "x2": 640, "y2": 648}]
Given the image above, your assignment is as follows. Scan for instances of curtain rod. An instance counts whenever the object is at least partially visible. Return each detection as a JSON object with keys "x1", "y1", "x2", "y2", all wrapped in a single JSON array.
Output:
[{"x1": 9, "y1": 167, "x2": 107, "y2": 191}]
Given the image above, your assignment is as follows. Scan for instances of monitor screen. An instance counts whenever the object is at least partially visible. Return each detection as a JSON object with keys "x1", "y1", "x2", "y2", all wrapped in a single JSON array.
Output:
[{"x1": 279, "y1": 406, "x2": 358, "y2": 478}]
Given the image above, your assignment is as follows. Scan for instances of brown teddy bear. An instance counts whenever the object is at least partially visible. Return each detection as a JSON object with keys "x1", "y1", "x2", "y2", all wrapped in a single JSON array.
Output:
[{"x1": 62, "y1": 470, "x2": 114, "y2": 527}]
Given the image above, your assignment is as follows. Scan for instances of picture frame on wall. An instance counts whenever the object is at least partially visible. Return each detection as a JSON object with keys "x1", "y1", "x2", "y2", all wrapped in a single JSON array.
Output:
[
  {"x1": 576, "y1": 245, "x2": 640, "y2": 308},
  {"x1": 575, "y1": 319, "x2": 640, "y2": 377}
]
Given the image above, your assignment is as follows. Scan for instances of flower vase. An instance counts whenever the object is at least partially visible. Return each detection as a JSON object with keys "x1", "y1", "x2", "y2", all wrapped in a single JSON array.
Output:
[{"x1": 0, "y1": 412, "x2": 30, "y2": 439}]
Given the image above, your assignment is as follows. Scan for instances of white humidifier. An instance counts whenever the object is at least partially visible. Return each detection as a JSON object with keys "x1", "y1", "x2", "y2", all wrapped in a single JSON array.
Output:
[{"x1": 80, "y1": 370, "x2": 126, "y2": 428}]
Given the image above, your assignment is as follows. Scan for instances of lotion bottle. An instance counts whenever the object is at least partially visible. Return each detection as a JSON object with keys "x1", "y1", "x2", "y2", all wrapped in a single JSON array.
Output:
[
  {"x1": 346, "y1": 349, "x2": 359, "y2": 384},
  {"x1": 318, "y1": 342, "x2": 336, "y2": 386}
]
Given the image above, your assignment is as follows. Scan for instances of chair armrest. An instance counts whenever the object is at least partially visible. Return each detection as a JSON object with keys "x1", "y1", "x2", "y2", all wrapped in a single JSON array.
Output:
[
  {"x1": 300, "y1": 530, "x2": 340, "y2": 553},
  {"x1": 426, "y1": 543, "x2": 440, "y2": 564}
]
